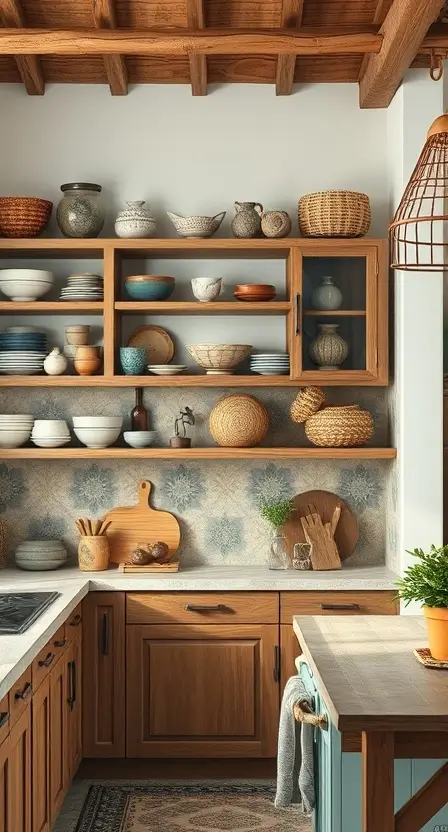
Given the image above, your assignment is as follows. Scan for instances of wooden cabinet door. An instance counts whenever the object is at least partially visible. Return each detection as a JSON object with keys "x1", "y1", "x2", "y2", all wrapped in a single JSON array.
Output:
[
  {"x1": 32, "y1": 675, "x2": 51, "y2": 832},
  {"x1": 66, "y1": 633, "x2": 82, "y2": 781},
  {"x1": 49, "y1": 655, "x2": 68, "y2": 823},
  {"x1": 126, "y1": 623, "x2": 280, "y2": 758},
  {"x1": 280, "y1": 623, "x2": 301, "y2": 693},
  {"x1": 83, "y1": 593, "x2": 125, "y2": 757},
  {"x1": 0, "y1": 736, "x2": 11, "y2": 832},
  {"x1": 10, "y1": 706, "x2": 31, "y2": 832}
]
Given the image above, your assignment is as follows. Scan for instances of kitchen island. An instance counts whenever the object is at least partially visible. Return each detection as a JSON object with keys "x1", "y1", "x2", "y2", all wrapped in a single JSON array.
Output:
[{"x1": 293, "y1": 615, "x2": 448, "y2": 832}]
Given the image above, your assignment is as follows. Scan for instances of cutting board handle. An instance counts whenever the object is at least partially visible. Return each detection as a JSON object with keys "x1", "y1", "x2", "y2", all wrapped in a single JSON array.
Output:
[{"x1": 138, "y1": 480, "x2": 152, "y2": 507}]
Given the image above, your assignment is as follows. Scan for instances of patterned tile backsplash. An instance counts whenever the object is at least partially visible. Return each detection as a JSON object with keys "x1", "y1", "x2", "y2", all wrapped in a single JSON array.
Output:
[{"x1": 0, "y1": 386, "x2": 390, "y2": 567}]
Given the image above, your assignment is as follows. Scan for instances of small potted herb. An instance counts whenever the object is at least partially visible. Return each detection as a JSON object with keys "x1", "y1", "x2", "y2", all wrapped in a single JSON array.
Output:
[
  {"x1": 396, "y1": 545, "x2": 448, "y2": 660},
  {"x1": 260, "y1": 499, "x2": 294, "y2": 570}
]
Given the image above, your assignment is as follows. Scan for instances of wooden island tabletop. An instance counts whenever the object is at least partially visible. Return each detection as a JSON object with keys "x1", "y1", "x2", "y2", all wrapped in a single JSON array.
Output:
[{"x1": 293, "y1": 615, "x2": 448, "y2": 732}]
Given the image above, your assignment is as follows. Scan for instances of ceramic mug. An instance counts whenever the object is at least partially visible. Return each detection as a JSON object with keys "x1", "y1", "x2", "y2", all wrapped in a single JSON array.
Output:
[{"x1": 120, "y1": 347, "x2": 147, "y2": 375}]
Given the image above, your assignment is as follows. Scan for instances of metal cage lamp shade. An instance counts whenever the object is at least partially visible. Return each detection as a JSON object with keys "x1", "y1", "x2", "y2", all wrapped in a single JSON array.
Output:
[{"x1": 389, "y1": 114, "x2": 448, "y2": 271}]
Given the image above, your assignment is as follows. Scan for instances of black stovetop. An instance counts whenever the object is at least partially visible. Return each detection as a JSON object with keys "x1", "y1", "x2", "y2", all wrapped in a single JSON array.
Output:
[{"x1": 0, "y1": 592, "x2": 60, "y2": 634}]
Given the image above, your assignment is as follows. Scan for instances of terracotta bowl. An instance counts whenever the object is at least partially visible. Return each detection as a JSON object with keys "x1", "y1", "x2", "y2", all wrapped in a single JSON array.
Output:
[{"x1": 234, "y1": 284, "x2": 276, "y2": 294}]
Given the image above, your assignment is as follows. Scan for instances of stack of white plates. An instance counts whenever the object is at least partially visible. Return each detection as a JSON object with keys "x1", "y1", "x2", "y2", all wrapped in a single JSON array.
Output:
[
  {"x1": 31, "y1": 419, "x2": 71, "y2": 448},
  {"x1": 15, "y1": 539, "x2": 68, "y2": 571},
  {"x1": 148, "y1": 364, "x2": 187, "y2": 376},
  {"x1": 60, "y1": 273, "x2": 103, "y2": 301},
  {"x1": 0, "y1": 351, "x2": 46, "y2": 375},
  {"x1": 0, "y1": 414, "x2": 34, "y2": 448},
  {"x1": 250, "y1": 353, "x2": 290, "y2": 375}
]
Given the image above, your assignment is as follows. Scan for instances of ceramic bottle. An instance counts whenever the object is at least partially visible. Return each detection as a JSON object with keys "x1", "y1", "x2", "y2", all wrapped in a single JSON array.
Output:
[
  {"x1": 231, "y1": 202, "x2": 263, "y2": 238},
  {"x1": 114, "y1": 201, "x2": 156, "y2": 238},
  {"x1": 43, "y1": 347, "x2": 68, "y2": 376},
  {"x1": 309, "y1": 324, "x2": 349, "y2": 370},
  {"x1": 311, "y1": 276, "x2": 343, "y2": 311}
]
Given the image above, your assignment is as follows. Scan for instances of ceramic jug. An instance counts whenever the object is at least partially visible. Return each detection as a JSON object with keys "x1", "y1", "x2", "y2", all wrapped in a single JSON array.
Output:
[
  {"x1": 191, "y1": 277, "x2": 223, "y2": 302},
  {"x1": 43, "y1": 347, "x2": 68, "y2": 376},
  {"x1": 231, "y1": 202, "x2": 263, "y2": 238}
]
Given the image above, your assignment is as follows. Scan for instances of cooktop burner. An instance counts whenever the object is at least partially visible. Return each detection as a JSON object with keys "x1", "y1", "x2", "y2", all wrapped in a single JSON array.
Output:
[{"x1": 0, "y1": 592, "x2": 60, "y2": 635}]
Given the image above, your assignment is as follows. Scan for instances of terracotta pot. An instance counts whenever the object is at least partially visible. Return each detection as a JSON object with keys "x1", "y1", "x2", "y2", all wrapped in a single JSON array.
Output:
[
  {"x1": 74, "y1": 357, "x2": 101, "y2": 376},
  {"x1": 75, "y1": 345, "x2": 99, "y2": 359},
  {"x1": 78, "y1": 536, "x2": 110, "y2": 572},
  {"x1": 424, "y1": 606, "x2": 448, "y2": 661}
]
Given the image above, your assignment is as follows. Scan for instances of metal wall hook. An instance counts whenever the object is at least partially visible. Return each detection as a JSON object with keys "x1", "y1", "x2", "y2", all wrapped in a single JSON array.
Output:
[{"x1": 430, "y1": 49, "x2": 445, "y2": 81}]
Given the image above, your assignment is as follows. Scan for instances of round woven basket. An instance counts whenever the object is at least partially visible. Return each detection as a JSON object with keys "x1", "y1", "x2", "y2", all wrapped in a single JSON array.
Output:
[
  {"x1": 209, "y1": 393, "x2": 269, "y2": 447},
  {"x1": 0, "y1": 197, "x2": 53, "y2": 238},
  {"x1": 290, "y1": 387, "x2": 326, "y2": 423},
  {"x1": 298, "y1": 191, "x2": 371, "y2": 238},
  {"x1": 304, "y1": 405, "x2": 373, "y2": 447}
]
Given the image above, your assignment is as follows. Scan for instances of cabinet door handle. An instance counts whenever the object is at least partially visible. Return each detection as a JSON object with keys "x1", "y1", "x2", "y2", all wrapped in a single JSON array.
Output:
[
  {"x1": 185, "y1": 604, "x2": 228, "y2": 612},
  {"x1": 72, "y1": 660, "x2": 77, "y2": 706},
  {"x1": 69, "y1": 613, "x2": 82, "y2": 628},
  {"x1": 67, "y1": 661, "x2": 75, "y2": 712},
  {"x1": 38, "y1": 652, "x2": 55, "y2": 668},
  {"x1": 320, "y1": 603, "x2": 360, "y2": 611},
  {"x1": 273, "y1": 645, "x2": 280, "y2": 683},
  {"x1": 101, "y1": 612, "x2": 109, "y2": 655},
  {"x1": 15, "y1": 682, "x2": 32, "y2": 701},
  {"x1": 0, "y1": 712, "x2": 9, "y2": 729},
  {"x1": 295, "y1": 292, "x2": 301, "y2": 335},
  {"x1": 54, "y1": 638, "x2": 67, "y2": 648}
]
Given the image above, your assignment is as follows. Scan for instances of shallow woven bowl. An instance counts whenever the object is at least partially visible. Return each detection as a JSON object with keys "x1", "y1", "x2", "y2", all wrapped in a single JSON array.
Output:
[
  {"x1": 0, "y1": 197, "x2": 52, "y2": 238},
  {"x1": 298, "y1": 191, "x2": 371, "y2": 238},
  {"x1": 304, "y1": 405, "x2": 373, "y2": 447},
  {"x1": 187, "y1": 343, "x2": 251, "y2": 370}
]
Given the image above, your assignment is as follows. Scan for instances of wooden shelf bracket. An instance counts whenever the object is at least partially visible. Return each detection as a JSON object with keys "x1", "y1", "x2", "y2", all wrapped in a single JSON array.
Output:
[
  {"x1": 92, "y1": 0, "x2": 127, "y2": 95},
  {"x1": 186, "y1": 0, "x2": 207, "y2": 96},
  {"x1": 0, "y1": 0, "x2": 44, "y2": 95},
  {"x1": 276, "y1": 0, "x2": 304, "y2": 96}
]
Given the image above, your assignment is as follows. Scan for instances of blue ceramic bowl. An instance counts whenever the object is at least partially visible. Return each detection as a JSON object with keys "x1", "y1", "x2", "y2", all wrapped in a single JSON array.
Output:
[
  {"x1": 125, "y1": 280, "x2": 175, "y2": 301},
  {"x1": 120, "y1": 347, "x2": 147, "y2": 375}
]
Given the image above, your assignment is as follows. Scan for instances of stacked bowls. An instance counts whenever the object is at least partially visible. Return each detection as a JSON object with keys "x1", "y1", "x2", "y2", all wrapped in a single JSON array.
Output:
[
  {"x1": 250, "y1": 353, "x2": 290, "y2": 375},
  {"x1": 31, "y1": 420, "x2": 71, "y2": 448},
  {"x1": 234, "y1": 284, "x2": 276, "y2": 302},
  {"x1": 0, "y1": 414, "x2": 34, "y2": 448},
  {"x1": 73, "y1": 416, "x2": 122, "y2": 449},
  {"x1": 0, "y1": 269, "x2": 53, "y2": 301},
  {"x1": 0, "y1": 327, "x2": 47, "y2": 375},
  {"x1": 15, "y1": 540, "x2": 68, "y2": 571},
  {"x1": 125, "y1": 275, "x2": 175, "y2": 301},
  {"x1": 60, "y1": 273, "x2": 103, "y2": 301}
]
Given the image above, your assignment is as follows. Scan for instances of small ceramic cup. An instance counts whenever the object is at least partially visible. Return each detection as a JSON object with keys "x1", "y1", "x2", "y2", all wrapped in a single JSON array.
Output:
[
  {"x1": 78, "y1": 536, "x2": 110, "y2": 572},
  {"x1": 120, "y1": 347, "x2": 147, "y2": 375},
  {"x1": 65, "y1": 325, "x2": 90, "y2": 346},
  {"x1": 74, "y1": 357, "x2": 101, "y2": 376}
]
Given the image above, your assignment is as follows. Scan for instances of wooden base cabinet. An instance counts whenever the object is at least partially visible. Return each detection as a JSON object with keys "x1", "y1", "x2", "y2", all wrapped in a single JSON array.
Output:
[
  {"x1": 32, "y1": 676, "x2": 51, "y2": 832},
  {"x1": 10, "y1": 706, "x2": 32, "y2": 832},
  {"x1": 126, "y1": 623, "x2": 280, "y2": 758},
  {"x1": 49, "y1": 654, "x2": 68, "y2": 823}
]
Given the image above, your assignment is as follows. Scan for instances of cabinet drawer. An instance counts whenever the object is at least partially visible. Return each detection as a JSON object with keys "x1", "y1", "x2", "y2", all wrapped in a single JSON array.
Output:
[
  {"x1": 32, "y1": 625, "x2": 66, "y2": 691},
  {"x1": 280, "y1": 591, "x2": 398, "y2": 622},
  {"x1": 9, "y1": 667, "x2": 32, "y2": 728},
  {"x1": 0, "y1": 695, "x2": 9, "y2": 745},
  {"x1": 126, "y1": 592, "x2": 279, "y2": 624},
  {"x1": 65, "y1": 603, "x2": 83, "y2": 641}
]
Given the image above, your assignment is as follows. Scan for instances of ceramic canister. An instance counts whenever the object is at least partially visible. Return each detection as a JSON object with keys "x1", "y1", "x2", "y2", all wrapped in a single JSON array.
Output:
[
  {"x1": 309, "y1": 324, "x2": 349, "y2": 370},
  {"x1": 115, "y1": 201, "x2": 156, "y2": 239}
]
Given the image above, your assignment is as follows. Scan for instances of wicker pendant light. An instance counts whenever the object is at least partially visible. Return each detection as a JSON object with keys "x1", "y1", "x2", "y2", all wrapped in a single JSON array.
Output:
[{"x1": 389, "y1": 114, "x2": 448, "y2": 271}]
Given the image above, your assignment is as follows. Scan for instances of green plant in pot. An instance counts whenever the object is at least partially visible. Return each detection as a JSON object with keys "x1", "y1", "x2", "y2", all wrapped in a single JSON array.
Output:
[
  {"x1": 396, "y1": 545, "x2": 448, "y2": 661},
  {"x1": 260, "y1": 499, "x2": 294, "y2": 570}
]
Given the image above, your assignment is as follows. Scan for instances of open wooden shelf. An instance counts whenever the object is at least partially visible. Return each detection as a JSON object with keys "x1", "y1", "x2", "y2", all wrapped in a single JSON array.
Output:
[
  {"x1": 0, "y1": 446, "x2": 397, "y2": 460},
  {"x1": 115, "y1": 301, "x2": 290, "y2": 315},
  {"x1": 303, "y1": 309, "x2": 367, "y2": 317},
  {"x1": 0, "y1": 373, "x2": 382, "y2": 387},
  {"x1": 0, "y1": 301, "x2": 104, "y2": 313}
]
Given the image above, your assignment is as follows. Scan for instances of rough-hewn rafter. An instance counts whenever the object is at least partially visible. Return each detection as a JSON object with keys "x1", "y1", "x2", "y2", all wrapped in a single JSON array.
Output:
[
  {"x1": 359, "y1": 0, "x2": 390, "y2": 80},
  {"x1": 276, "y1": 0, "x2": 304, "y2": 95},
  {"x1": 92, "y1": 0, "x2": 127, "y2": 95},
  {"x1": 359, "y1": 0, "x2": 445, "y2": 108},
  {"x1": 186, "y1": 0, "x2": 207, "y2": 95},
  {"x1": 0, "y1": 0, "x2": 44, "y2": 94}
]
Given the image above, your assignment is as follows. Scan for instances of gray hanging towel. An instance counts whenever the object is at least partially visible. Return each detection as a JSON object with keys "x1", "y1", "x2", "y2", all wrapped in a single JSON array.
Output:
[{"x1": 274, "y1": 675, "x2": 315, "y2": 815}]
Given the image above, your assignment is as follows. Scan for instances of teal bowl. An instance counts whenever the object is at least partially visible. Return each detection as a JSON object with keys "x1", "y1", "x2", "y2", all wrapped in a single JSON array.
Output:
[{"x1": 125, "y1": 280, "x2": 175, "y2": 301}]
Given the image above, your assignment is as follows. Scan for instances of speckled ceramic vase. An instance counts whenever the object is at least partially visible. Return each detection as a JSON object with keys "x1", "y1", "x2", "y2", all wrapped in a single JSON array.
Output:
[
  {"x1": 231, "y1": 202, "x2": 263, "y2": 238},
  {"x1": 56, "y1": 183, "x2": 105, "y2": 238},
  {"x1": 311, "y1": 276, "x2": 343, "y2": 311},
  {"x1": 309, "y1": 323, "x2": 349, "y2": 371},
  {"x1": 114, "y1": 201, "x2": 156, "y2": 238},
  {"x1": 261, "y1": 210, "x2": 291, "y2": 238}
]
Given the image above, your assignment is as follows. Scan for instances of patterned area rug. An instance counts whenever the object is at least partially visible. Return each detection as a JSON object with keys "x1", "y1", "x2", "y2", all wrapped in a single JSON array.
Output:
[{"x1": 72, "y1": 783, "x2": 312, "y2": 832}]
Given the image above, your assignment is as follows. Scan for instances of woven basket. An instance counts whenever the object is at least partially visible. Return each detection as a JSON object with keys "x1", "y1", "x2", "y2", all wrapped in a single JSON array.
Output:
[
  {"x1": 298, "y1": 191, "x2": 371, "y2": 238},
  {"x1": 0, "y1": 197, "x2": 53, "y2": 238},
  {"x1": 304, "y1": 405, "x2": 373, "y2": 447},
  {"x1": 209, "y1": 393, "x2": 269, "y2": 447},
  {"x1": 290, "y1": 387, "x2": 326, "y2": 423}
]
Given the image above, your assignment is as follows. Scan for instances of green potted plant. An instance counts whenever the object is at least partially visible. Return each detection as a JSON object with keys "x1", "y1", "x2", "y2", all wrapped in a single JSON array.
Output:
[
  {"x1": 396, "y1": 545, "x2": 448, "y2": 660},
  {"x1": 260, "y1": 499, "x2": 294, "y2": 570}
]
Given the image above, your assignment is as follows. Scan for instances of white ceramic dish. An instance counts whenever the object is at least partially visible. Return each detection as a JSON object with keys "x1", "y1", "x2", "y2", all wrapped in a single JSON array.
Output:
[
  {"x1": 123, "y1": 431, "x2": 157, "y2": 448},
  {"x1": 0, "y1": 414, "x2": 34, "y2": 421},
  {"x1": 31, "y1": 419, "x2": 70, "y2": 437},
  {"x1": 0, "y1": 428, "x2": 32, "y2": 448},
  {"x1": 74, "y1": 426, "x2": 121, "y2": 449},
  {"x1": 15, "y1": 559, "x2": 66, "y2": 571},
  {"x1": 31, "y1": 437, "x2": 70, "y2": 448},
  {"x1": 148, "y1": 366, "x2": 187, "y2": 376},
  {"x1": 0, "y1": 270, "x2": 53, "y2": 301},
  {"x1": 6, "y1": 326, "x2": 38, "y2": 333},
  {"x1": 72, "y1": 416, "x2": 122, "y2": 428},
  {"x1": 17, "y1": 539, "x2": 66, "y2": 550},
  {"x1": 15, "y1": 549, "x2": 67, "y2": 559}
]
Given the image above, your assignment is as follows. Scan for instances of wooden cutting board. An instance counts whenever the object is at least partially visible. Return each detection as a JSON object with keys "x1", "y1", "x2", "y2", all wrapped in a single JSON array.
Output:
[
  {"x1": 103, "y1": 480, "x2": 180, "y2": 564},
  {"x1": 283, "y1": 489, "x2": 358, "y2": 562}
]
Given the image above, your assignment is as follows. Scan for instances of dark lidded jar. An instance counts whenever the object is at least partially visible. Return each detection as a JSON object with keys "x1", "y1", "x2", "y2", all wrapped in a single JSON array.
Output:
[{"x1": 56, "y1": 182, "x2": 105, "y2": 238}]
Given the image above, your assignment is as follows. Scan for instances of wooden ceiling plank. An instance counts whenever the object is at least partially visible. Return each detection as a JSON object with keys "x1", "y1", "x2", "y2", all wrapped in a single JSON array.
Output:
[
  {"x1": 359, "y1": 0, "x2": 446, "y2": 108},
  {"x1": 0, "y1": 0, "x2": 44, "y2": 94},
  {"x1": 92, "y1": 0, "x2": 127, "y2": 95},
  {"x1": 359, "y1": 0, "x2": 390, "y2": 79},
  {"x1": 186, "y1": 0, "x2": 207, "y2": 96},
  {"x1": 276, "y1": 0, "x2": 304, "y2": 95}
]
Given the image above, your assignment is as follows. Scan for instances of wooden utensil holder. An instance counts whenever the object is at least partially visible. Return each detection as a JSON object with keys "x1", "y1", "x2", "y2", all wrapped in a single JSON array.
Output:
[{"x1": 78, "y1": 536, "x2": 110, "y2": 572}]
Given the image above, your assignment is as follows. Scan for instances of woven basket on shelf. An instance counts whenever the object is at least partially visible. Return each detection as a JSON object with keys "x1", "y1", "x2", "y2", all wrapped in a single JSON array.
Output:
[
  {"x1": 304, "y1": 405, "x2": 373, "y2": 448},
  {"x1": 209, "y1": 393, "x2": 269, "y2": 447},
  {"x1": 0, "y1": 197, "x2": 53, "y2": 238},
  {"x1": 298, "y1": 191, "x2": 371, "y2": 238},
  {"x1": 290, "y1": 386, "x2": 326, "y2": 423}
]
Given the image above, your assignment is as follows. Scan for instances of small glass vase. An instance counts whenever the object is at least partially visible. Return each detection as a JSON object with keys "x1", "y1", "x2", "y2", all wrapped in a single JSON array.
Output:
[{"x1": 267, "y1": 528, "x2": 290, "y2": 570}]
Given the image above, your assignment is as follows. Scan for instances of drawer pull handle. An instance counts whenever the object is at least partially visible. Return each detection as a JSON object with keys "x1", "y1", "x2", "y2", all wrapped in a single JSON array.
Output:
[
  {"x1": 15, "y1": 683, "x2": 32, "y2": 702},
  {"x1": 54, "y1": 638, "x2": 67, "y2": 648},
  {"x1": 69, "y1": 613, "x2": 82, "y2": 628},
  {"x1": 0, "y1": 712, "x2": 9, "y2": 729},
  {"x1": 38, "y1": 652, "x2": 55, "y2": 668},
  {"x1": 101, "y1": 613, "x2": 109, "y2": 656},
  {"x1": 320, "y1": 603, "x2": 360, "y2": 611},
  {"x1": 294, "y1": 700, "x2": 327, "y2": 730},
  {"x1": 185, "y1": 604, "x2": 228, "y2": 612}
]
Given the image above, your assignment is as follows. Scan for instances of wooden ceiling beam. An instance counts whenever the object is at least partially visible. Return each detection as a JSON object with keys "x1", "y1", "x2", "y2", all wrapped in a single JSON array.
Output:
[
  {"x1": 359, "y1": 0, "x2": 390, "y2": 80},
  {"x1": 92, "y1": 0, "x2": 127, "y2": 95},
  {"x1": 359, "y1": 0, "x2": 446, "y2": 108},
  {"x1": 186, "y1": 0, "x2": 207, "y2": 96},
  {"x1": 0, "y1": 0, "x2": 44, "y2": 94},
  {"x1": 276, "y1": 0, "x2": 304, "y2": 95}
]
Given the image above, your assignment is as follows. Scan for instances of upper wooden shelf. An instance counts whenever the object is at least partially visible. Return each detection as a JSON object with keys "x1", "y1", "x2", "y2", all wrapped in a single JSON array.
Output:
[
  {"x1": 0, "y1": 447, "x2": 397, "y2": 460},
  {"x1": 115, "y1": 301, "x2": 290, "y2": 315},
  {"x1": 0, "y1": 301, "x2": 104, "y2": 314},
  {"x1": 0, "y1": 373, "x2": 383, "y2": 387}
]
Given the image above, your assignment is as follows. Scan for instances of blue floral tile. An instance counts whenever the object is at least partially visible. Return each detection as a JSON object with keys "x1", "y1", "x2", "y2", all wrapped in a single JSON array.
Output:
[
  {"x1": 0, "y1": 464, "x2": 27, "y2": 513},
  {"x1": 248, "y1": 463, "x2": 293, "y2": 507},
  {"x1": 205, "y1": 515, "x2": 244, "y2": 558},
  {"x1": 162, "y1": 464, "x2": 205, "y2": 512},
  {"x1": 337, "y1": 464, "x2": 383, "y2": 513},
  {"x1": 28, "y1": 514, "x2": 67, "y2": 540},
  {"x1": 69, "y1": 465, "x2": 116, "y2": 515}
]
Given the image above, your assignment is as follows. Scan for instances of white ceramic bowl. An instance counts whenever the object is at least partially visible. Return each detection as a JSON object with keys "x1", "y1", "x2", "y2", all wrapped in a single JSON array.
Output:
[
  {"x1": 123, "y1": 431, "x2": 157, "y2": 448},
  {"x1": 0, "y1": 270, "x2": 53, "y2": 302},
  {"x1": 31, "y1": 419, "x2": 70, "y2": 438},
  {"x1": 17, "y1": 539, "x2": 66, "y2": 550},
  {"x1": 72, "y1": 416, "x2": 122, "y2": 429},
  {"x1": 0, "y1": 427, "x2": 32, "y2": 448},
  {"x1": 0, "y1": 414, "x2": 34, "y2": 420},
  {"x1": 15, "y1": 549, "x2": 67, "y2": 560},
  {"x1": 74, "y1": 426, "x2": 121, "y2": 449},
  {"x1": 15, "y1": 558, "x2": 66, "y2": 571},
  {"x1": 31, "y1": 437, "x2": 71, "y2": 448}
]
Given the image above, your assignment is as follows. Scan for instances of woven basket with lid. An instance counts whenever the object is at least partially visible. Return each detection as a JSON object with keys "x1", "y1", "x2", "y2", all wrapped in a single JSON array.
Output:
[
  {"x1": 290, "y1": 387, "x2": 326, "y2": 423},
  {"x1": 209, "y1": 393, "x2": 269, "y2": 447},
  {"x1": 298, "y1": 191, "x2": 371, "y2": 238},
  {"x1": 304, "y1": 405, "x2": 373, "y2": 448}
]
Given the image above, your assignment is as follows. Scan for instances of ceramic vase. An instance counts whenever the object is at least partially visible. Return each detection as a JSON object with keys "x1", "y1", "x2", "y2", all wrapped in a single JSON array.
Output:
[
  {"x1": 191, "y1": 277, "x2": 223, "y2": 302},
  {"x1": 311, "y1": 276, "x2": 343, "y2": 311},
  {"x1": 115, "y1": 201, "x2": 156, "y2": 238},
  {"x1": 309, "y1": 324, "x2": 349, "y2": 371},
  {"x1": 78, "y1": 536, "x2": 110, "y2": 572},
  {"x1": 43, "y1": 348, "x2": 68, "y2": 376},
  {"x1": 56, "y1": 183, "x2": 104, "y2": 238},
  {"x1": 231, "y1": 202, "x2": 263, "y2": 238},
  {"x1": 120, "y1": 347, "x2": 147, "y2": 375},
  {"x1": 261, "y1": 210, "x2": 291, "y2": 238}
]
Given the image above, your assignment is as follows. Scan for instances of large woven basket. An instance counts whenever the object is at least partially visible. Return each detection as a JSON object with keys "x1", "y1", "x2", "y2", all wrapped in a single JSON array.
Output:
[
  {"x1": 290, "y1": 386, "x2": 326, "y2": 423},
  {"x1": 305, "y1": 405, "x2": 373, "y2": 447},
  {"x1": 209, "y1": 393, "x2": 269, "y2": 447},
  {"x1": 298, "y1": 191, "x2": 371, "y2": 238},
  {"x1": 0, "y1": 197, "x2": 52, "y2": 238}
]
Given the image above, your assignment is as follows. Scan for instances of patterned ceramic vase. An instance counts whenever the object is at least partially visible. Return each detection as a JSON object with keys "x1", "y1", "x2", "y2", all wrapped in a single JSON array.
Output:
[
  {"x1": 120, "y1": 347, "x2": 147, "y2": 375},
  {"x1": 56, "y1": 183, "x2": 104, "y2": 238},
  {"x1": 309, "y1": 324, "x2": 349, "y2": 371},
  {"x1": 43, "y1": 348, "x2": 68, "y2": 376},
  {"x1": 311, "y1": 276, "x2": 343, "y2": 311},
  {"x1": 231, "y1": 202, "x2": 263, "y2": 238},
  {"x1": 261, "y1": 211, "x2": 291, "y2": 238},
  {"x1": 114, "y1": 201, "x2": 156, "y2": 238}
]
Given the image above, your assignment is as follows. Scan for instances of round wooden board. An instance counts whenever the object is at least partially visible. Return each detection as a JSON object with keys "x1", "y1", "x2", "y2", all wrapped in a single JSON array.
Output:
[
  {"x1": 127, "y1": 325, "x2": 175, "y2": 365},
  {"x1": 283, "y1": 489, "x2": 358, "y2": 562}
]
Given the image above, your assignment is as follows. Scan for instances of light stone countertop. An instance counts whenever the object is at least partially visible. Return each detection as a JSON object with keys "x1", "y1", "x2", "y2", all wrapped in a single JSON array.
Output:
[{"x1": 0, "y1": 563, "x2": 398, "y2": 700}]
